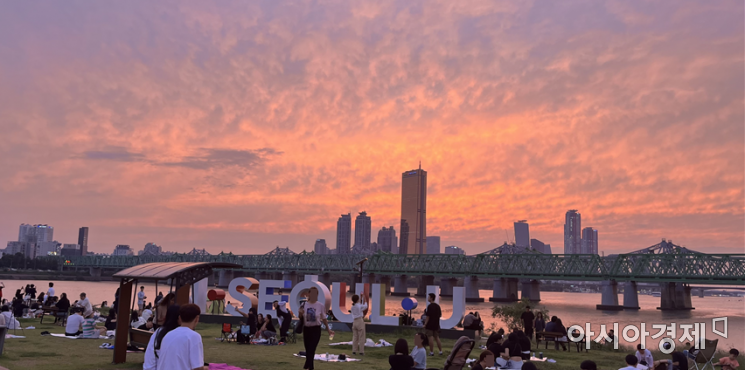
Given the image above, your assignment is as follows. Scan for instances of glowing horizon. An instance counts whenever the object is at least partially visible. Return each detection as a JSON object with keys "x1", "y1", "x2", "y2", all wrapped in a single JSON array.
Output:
[{"x1": 0, "y1": 1, "x2": 742, "y2": 255}]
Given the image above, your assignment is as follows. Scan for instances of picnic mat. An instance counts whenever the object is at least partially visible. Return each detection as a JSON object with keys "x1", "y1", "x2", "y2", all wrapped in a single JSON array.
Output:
[
  {"x1": 5, "y1": 335, "x2": 25, "y2": 339},
  {"x1": 293, "y1": 353, "x2": 361, "y2": 362},
  {"x1": 329, "y1": 338, "x2": 392, "y2": 347},
  {"x1": 209, "y1": 364, "x2": 253, "y2": 370},
  {"x1": 49, "y1": 333, "x2": 109, "y2": 339}
]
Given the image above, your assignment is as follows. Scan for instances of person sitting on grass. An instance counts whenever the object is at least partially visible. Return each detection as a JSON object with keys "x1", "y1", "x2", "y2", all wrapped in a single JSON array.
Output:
[
  {"x1": 389, "y1": 338, "x2": 415, "y2": 370},
  {"x1": 471, "y1": 350, "x2": 495, "y2": 370},
  {"x1": 411, "y1": 332, "x2": 429, "y2": 369},
  {"x1": 713, "y1": 349, "x2": 740, "y2": 370},
  {"x1": 81, "y1": 312, "x2": 107, "y2": 338},
  {"x1": 620, "y1": 354, "x2": 641, "y2": 370},
  {"x1": 65, "y1": 308, "x2": 84, "y2": 336},
  {"x1": 138, "y1": 316, "x2": 155, "y2": 332},
  {"x1": 1, "y1": 305, "x2": 20, "y2": 330},
  {"x1": 104, "y1": 309, "x2": 117, "y2": 331},
  {"x1": 260, "y1": 314, "x2": 277, "y2": 340},
  {"x1": 636, "y1": 344, "x2": 654, "y2": 367},
  {"x1": 144, "y1": 305, "x2": 180, "y2": 370},
  {"x1": 582, "y1": 360, "x2": 598, "y2": 370},
  {"x1": 498, "y1": 332, "x2": 524, "y2": 369},
  {"x1": 653, "y1": 343, "x2": 688, "y2": 370},
  {"x1": 157, "y1": 304, "x2": 206, "y2": 370},
  {"x1": 516, "y1": 330, "x2": 532, "y2": 360}
]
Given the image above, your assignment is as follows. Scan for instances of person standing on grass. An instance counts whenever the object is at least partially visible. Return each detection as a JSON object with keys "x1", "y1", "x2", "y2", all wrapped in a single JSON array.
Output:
[
  {"x1": 521, "y1": 306, "x2": 535, "y2": 340},
  {"x1": 424, "y1": 293, "x2": 442, "y2": 356},
  {"x1": 299, "y1": 286, "x2": 334, "y2": 370},
  {"x1": 157, "y1": 304, "x2": 206, "y2": 370},
  {"x1": 137, "y1": 286, "x2": 147, "y2": 312},
  {"x1": 351, "y1": 294, "x2": 368, "y2": 356}
]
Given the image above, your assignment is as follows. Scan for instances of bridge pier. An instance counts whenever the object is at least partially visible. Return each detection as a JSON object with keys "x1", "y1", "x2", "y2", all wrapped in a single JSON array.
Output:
[
  {"x1": 89, "y1": 267, "x2": 102, "y2": 278},
  {"x1": 207, "y1": 272, "x2": 216, "y2": 287},
  {"x1": 520, "y1": 279, "x2": 541, "y2": 302},
  {"x1": 465, "y1": 276, "x2": 484, "y2": 302},
  {"x1": 217, "y1": 270, "x2": 234, "y2": 288},
  {"x1": 377, "y1": 275, "x2": 391, "y2": 294},
  {"x1": 698, "y1": 288, "x2": 704, "y2": 298},
  {"x1": 392, "y1": 275, "x2": 410, "y2": 296},
  {"x1": 490, "y1": 278, "x2": 519, "y2": 302},
  {"x1": 440, "y1": 277, "x2": 457, "y2": 298},
  {"x1": 622, "y1": 281, "x2": 640, "y2": 309},
  {"x1": 416, "y1": 275, "x2": 435, "y2": 297},
  {"x1": 596, "y1": 280, "x2": 623, "y2": 310},
  {"x1": 282, "y1": 271, "x2": 298, "y2": 286},
  {"x1": 658, "y1": 283, "x2": 694, "y2": 310}
]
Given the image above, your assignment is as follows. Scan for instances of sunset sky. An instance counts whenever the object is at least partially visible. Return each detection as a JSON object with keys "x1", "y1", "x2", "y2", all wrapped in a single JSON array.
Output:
[{"x1": 1, "y1": 1, "x2": 743, "y2": 255}]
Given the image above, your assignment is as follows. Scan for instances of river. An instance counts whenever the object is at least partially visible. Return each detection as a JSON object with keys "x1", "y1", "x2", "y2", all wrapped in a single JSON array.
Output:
[{"x1": 7, "y1": 280, "x2": 743, "y2": 350}]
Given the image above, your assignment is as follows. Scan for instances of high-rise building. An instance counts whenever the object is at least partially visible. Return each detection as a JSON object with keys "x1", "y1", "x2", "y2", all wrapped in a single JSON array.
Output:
[
  {"x1": 514, "y1": 220, "x2": 530, "y2": 247},
  {"x1": 400, "y1": 166, "x2": 427, "y2": 254},
  {"x1": 336, "y1": 213, "x2": 352, "y2": 254},
  {"x1": 369, "y1": 242, "x2": 378, "y2": 253},
  {"x1": 112, "y1": 244, "x2": 134, "y2": 256},
  {"x1": 530, "y1": 238, "x2": 552, "y2": 254},
  {"x1": 37, "y1": 241, "x2": 61, "y2": 256},
  {"x1": 581, "y1": 227, "x2": 598, "y2": 254},
  {"x1": 354, "y1": 211, "x2": 372, "y2": 250},
  {"x1": 314, "y1": 239, "x2": 327, "y2": 255},
  {"x1": 426, "y1": 236, "x2": 441, "y2": 254},
  {"x1": 564, "y1": 210, "x2": 581, "y2": 254},
  {"x1": 78, "y1": 227, "x2": 89, "y2": 256},
  {"x1": 18, "y1": 224, "x2": 54, "y2": 244},
  {"x1": 6, "y1": 241, "x2": 36, "y2": 258},
  {"x1": 444, "y1": 246, "x2": 465, "y2": 255},
  {"x1": 377, "y1": 226, "x2": 397, "y2": 253}
]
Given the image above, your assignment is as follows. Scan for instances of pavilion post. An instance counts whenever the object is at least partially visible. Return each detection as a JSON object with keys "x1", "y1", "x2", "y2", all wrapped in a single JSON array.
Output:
[
  {"x1": 175, "y1": 283, "x2": 191, "y2": 305},
  {"x1": 113, "y1": 279, "x2": 133, "y2": 364}
]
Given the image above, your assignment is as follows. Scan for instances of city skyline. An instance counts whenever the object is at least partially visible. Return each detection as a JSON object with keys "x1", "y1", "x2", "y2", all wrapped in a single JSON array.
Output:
[{"x1": 0, "y1": 1, "x2": 742, "y2": 255}]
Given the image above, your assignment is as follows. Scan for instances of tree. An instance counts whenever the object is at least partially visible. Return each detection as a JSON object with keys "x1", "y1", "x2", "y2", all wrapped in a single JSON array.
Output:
[{"x1": 491, "y1": 297, "x2": 549, "y2": 331}]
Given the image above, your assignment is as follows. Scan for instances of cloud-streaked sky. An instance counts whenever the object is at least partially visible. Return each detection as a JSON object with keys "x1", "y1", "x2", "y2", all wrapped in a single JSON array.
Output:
[{"x1": 1, "y1": 1, "x2": 743, "y2": 255}]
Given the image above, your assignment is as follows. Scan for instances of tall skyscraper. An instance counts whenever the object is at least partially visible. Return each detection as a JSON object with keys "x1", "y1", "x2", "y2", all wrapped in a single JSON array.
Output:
[
  {"x1": 336, "y1": 213, "x2": 352, "y2": 254},
  {"x1": 314, "y1": 239, "x2": 327, "y2": 255},
  {"x1": 426, "y1": 236, "x2": 441, "y2": 254},
  {"x1": 581, "y1": 227, "x2": 598, "y2": 254},
  {"x1": 78, "y1": 227, "x2": 89, "y2": 256},
  {"x1": 18, "y1": 224, "x2": 54, "y2": 244},
  {"x1": 400, "y1": 165, "x2": 427, "y2": 254},
  {"x1": 564, "y1": 210, "x2": 581, "y2": 254},
  {"x1": 377, "y1": 226, "x2": 398, "y2": 253},
  {"x1": 514, "y1": 220, "x2": 530, "y2": 247},
  {"x1": 354, "y1": 211, "x2": 371, "y2": 250}
]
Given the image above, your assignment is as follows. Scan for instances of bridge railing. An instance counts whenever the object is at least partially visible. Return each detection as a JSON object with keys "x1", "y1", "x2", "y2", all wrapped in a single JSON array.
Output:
[{"x1": 58, "y1": 252, "x2": 745, "y2": 284}]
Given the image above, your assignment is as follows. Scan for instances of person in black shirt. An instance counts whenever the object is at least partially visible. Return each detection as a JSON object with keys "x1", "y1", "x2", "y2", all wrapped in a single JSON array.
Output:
[
  {"x1": 137, "y1": 316, "x2": 154, "y2": 331},
  {"x1": 654, "y1": 345, "x2": 688, "y2": 370},
  {"x1": 486, "y1": 332, "x2": 504, "y2": 361},
  {"x1": 498, "y1": 332, "x2": 523, "y2": 368},
  {"x1": 274, "y1": 301, "x2": 293, "y2": 343},
  {"x1": 472, "y1": 350, "x2": 496, "y2": 370},
  {"x1": 389, "y1": 338, "x2": 415, "y2": 370},
  {"x1": 260, "y1": 314, "x2": 277, "y2": 340},
  {"x1": 54, "y1": 293, "x2": 71, "y2": 324},
  {"x1": 424, "y1": 293, "x2": 443, "y2": 356},
  {"x1": 521, "y1": 306, "x2": 535, "y2": 340},
  {"x1": 104, "y1": 309, "x2": 117, "y2": 330},
  {"x1": 516, "y1": 330, "x2": 532, "y2": 359}
]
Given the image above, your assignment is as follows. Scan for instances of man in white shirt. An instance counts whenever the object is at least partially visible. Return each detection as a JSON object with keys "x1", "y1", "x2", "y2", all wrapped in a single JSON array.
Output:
[
  {"x1": 620, "y1": 354, "x2": 641, "y2": 370},
  {"x1": 75, "y1": 292, "x2": 93, "y2": 317},
  {"x1": 157, "y1": 303, "x2": 206, "y2": 370},
  {"x1": 351, "y1": 294, "x2": 368, "y2": 355},
  {"x1": 137, "y1": 286, "x2": 147, "y2": 312},
  {"x1": 636, "y1": 344, "x2": 654, "y2": 367},
  {"x1": 65, "y1": 309, "x2": 84, "y2": 336},
  {"x1": 45, "y1": 282, "x2": 55, "y2": 304}
]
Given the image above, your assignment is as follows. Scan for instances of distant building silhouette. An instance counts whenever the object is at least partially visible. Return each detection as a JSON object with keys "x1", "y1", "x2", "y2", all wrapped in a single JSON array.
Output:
[
  {"x1": 336, "y1": 213, "x2": 352, "y2": 254},
  {"x1": 444, "y1": 246, "x2": 465, "y2": 255},
  {"x1": 112, "y1": 244, "x2": 134, "y2": 256},
  {"x1": 581, "y1": 227, "x2": 598, "y2": 254},
  {"x1": 564, "y1": 210, "x2": 581, "y2": 254},
  {"x1": 514, "y1": 220, "x2": 530, "y2": 248},
  {"x1": 78, "y1": 227, "x2": 89, "y2": 256},
  {"x1": 18, "y1": 223, "x2": 54, "y2": 244},
  {"x1": 314, "y1": 239, "x2": 328, "y2": 255},
  {"x1": 530, "y1": 238, "x2": 552, "y2": 254},
  {"x1": 354, "y1": 211, "x2": 371, "y2": 250},
  {"x1": 140, "y1": 242, "x2": 162, "y2": 256},
  {"x1": 377, "y1": 226, "x2": 397, "y2": 253},
  {"x1": 61, "y1": 244, "x2": 80, "y2": 257},
  {"x1": 426, "y1": 236, "x2": 440, "y2": 254},
  {"x1": 400, "y1": 166, "x2": 427, "y2": 254}
]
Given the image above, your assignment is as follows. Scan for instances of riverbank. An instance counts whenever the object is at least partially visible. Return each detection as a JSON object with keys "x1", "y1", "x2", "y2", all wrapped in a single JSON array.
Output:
[
  {"x1": 0, "y1": 318, "x2": 640, "y2": 370},
  {"x1": 0, "y1": 273, "x2": 111, "y2": 282}
]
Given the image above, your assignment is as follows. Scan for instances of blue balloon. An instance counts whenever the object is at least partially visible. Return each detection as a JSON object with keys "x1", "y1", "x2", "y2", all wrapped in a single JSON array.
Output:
[{"x1": 401, "y1": 297, "x2": 418, "y2": 311}]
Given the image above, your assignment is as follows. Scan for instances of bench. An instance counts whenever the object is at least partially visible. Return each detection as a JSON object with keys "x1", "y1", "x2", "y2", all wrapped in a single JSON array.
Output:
[
  {"x1": 39, "y1": 307, "x2": 60, "y2": 325},
  {"x1": 130, "y1": 328, "x2": 154, "y2": 350},
  {"x1": 536, "y1": 331, "x2": 587, "y2": 352}
]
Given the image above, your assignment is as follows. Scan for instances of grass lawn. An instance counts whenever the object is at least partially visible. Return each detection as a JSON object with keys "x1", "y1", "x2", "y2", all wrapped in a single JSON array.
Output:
[{"x1": 0, "y1": 318, "x2": 672, "y2": 370}]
